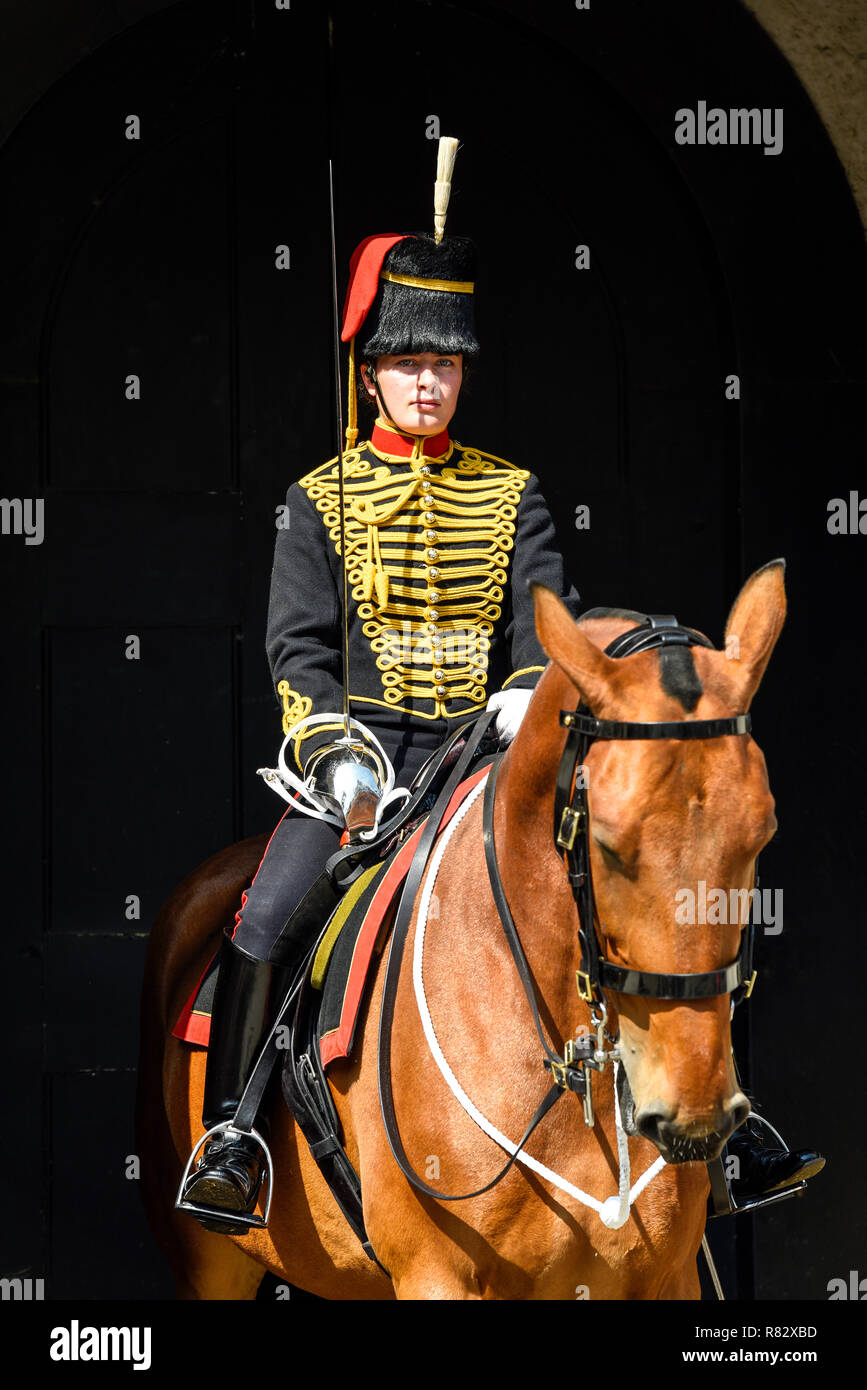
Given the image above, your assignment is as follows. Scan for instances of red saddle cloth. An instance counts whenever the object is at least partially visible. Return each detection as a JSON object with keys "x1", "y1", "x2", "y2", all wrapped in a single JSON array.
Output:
[{"x1": 171, "y1": 764, "x2": 490, "y2": 1064}]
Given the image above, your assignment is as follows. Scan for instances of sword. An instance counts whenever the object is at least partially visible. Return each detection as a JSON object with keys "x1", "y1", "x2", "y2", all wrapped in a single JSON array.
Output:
[{"x1": 328, "y1": 157, "x2": 351, "y2": 741}]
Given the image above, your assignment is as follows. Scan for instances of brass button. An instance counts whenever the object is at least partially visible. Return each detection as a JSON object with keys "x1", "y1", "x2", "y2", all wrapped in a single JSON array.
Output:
[
  {"x1": 424, "y1": 511, "x2": 436, "y2": 523},
  {"x1": 428, "y1": 589, "x2": 440, "y2": 602},
  {"x1": 425, "y1": 529, "x2": 438, "y2": 542},
  {"x1": 427, "y1": 566, "x2": 440, "y2": 580},
  {"x1": 434, "y1": 668, "x2": 445, "y2": 681},
  {"x1": 421, "y1": 480, "x2": 431, "y2": 492},
  {"x1": 426, "y1": 623, "x2": 439, "y2": 635},
  {"x1": 427, "y1": 548, "x2": 439, "y2": 561},
  {"x1": 428, "y1": 609, "x2": 439, "y2": 621},
  {"x1": 420, "y1": 465, "x2": 431, "y2": 475},
  {"x1": 436, "y1": 684, "x2": 447, "y2": 697}
]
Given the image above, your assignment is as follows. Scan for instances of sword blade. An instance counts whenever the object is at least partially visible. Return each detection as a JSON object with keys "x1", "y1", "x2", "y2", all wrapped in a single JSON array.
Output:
[{"x1": 328, "y1": 157, "x2": 351, "y2": 738}]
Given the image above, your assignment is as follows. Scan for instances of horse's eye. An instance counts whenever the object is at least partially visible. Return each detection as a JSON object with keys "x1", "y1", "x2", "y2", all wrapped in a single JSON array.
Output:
[{"x1": 594, "y1": 837, "x2": 622, "y2": 868}]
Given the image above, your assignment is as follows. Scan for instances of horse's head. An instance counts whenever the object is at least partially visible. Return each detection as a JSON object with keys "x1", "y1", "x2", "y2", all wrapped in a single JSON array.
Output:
[{"x1": 529, "y1": 561, "x2": 786, "y2": 1163}]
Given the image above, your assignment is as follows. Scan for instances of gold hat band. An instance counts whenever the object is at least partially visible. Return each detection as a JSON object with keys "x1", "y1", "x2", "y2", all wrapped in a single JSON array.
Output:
[{"x1": 380, "y1": 270, "x2": 474, "y2": 294}]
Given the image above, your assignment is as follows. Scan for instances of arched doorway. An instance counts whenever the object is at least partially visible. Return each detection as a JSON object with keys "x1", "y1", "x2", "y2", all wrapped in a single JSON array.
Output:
[{"x1": 2, "y1": 0, "x2": 862, "y2": 1300}]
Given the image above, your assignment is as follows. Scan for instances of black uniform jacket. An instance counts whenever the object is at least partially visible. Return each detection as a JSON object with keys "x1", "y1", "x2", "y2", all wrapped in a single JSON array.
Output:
[{"x1": 266, "y1": 416, "x2": 581, "y2": 772}]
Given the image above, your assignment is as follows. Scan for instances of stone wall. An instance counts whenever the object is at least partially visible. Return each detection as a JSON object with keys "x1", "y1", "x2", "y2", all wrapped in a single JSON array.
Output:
[{"x1": 742, "y1": 0, "x2": 866, "y2": 228}]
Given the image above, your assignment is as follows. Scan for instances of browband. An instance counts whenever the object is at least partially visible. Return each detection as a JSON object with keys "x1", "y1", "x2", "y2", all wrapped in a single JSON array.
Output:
[{"x1": 560, "y1": 711, "x2": 752, "y2": 741}]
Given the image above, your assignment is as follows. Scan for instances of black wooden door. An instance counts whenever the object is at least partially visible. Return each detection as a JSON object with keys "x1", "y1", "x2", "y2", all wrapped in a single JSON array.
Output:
[{"x1": 1, "y1": 0, "x2": 863, "y2": 1303}]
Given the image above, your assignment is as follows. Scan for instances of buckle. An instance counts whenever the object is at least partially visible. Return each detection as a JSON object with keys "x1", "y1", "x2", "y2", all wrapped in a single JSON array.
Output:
[
  {"x1": 575, "y1": 969, "x2": 596, "y2": 1004},
  {"x1": 543, "y1": 1055, "x2": 587, "y2": 1096},
  {"x1": 546, "y1": 1057, "x2": 567, "y2": 1088},
  {"x1": 557, "y1": 805, "x2": 585, "y2": 851}
]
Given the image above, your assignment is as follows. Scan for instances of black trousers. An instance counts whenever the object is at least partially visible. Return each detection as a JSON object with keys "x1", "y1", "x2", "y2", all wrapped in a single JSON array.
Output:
[{"x1": 231, "y1": 733, "x2": 435, "y2": 964}]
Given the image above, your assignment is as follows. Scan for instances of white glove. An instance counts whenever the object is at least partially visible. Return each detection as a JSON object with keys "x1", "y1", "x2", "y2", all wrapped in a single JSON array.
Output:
[{"x1": 486, "y1": 688, "x2": 533, "y2": 744}]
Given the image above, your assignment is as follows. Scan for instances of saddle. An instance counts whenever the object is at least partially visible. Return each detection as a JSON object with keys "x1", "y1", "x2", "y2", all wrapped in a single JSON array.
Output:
[
  {"x1": 171, "y1": 717, "x2": 496, "y2": 1051},
  {"x1": 173, "y1": 712, "x2": 501, "y2": 1263}
]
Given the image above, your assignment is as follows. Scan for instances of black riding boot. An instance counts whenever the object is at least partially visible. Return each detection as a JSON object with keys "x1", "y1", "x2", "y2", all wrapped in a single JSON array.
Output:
[
  {"x1": 726, "y1": 1113, "x2": 825, "y2": 1201},
  {"x1": 180, "y1": 932, "x2": 293, "y2": 1234}
]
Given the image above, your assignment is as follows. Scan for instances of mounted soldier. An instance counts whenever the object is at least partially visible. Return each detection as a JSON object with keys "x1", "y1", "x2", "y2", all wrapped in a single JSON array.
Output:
[{"x1": 178, "y1": 138, "x2": 823, "y2": 1237}]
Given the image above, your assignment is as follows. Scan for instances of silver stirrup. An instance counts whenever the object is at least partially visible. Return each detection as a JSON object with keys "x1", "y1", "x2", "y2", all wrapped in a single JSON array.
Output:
[
  {"x1": 175, "y1": 1120, "x2": 274, "y2": 1230},
  {"x1": 707, "y1": 1111, "x2": 807, "y2": 1218}
]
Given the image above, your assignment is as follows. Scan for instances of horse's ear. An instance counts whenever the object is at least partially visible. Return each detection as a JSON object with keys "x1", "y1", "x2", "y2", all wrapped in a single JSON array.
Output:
[
  {"x1": 532, "y1": 584, "x2": 618, "y2": 712},
  {"x1": 723, "y1": 559, "x2": 787, "y2": 710}
]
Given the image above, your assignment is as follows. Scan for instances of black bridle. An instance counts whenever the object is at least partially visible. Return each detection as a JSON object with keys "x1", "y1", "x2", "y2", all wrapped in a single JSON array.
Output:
[
  {"x1": 553, "y1": 615, "x2": 757, "y2": 1013},
  {"x1": 377, "y1": 614, "x2": 760, "y2": 1201}
]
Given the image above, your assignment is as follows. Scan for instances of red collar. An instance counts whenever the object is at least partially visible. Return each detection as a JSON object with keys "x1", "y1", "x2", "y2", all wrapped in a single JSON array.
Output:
[{"x1": 370, "y1": 418, "x2": 451, "y2": 460}]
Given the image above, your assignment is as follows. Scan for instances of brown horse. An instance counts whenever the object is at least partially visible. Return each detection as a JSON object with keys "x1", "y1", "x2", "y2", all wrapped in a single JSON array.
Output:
[{"x1": 137, "y1": 560, "x2": 785, "y2": 1299}]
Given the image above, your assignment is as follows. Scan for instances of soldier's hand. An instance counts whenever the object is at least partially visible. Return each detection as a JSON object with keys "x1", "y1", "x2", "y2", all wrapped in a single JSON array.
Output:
[{"x1": 486, "y1": 688, "x2": 533, "y2": 745}]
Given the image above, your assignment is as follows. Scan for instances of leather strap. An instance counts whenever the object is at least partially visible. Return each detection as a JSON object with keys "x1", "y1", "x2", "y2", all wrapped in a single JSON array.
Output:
[
  {"x1": 377, "y1": 709, "x2": 569, "y2": 1201},
  {"x1": 560, "y1": 712, "x2": 752, "y2": 742},
  {"x1": 482, "y1": 758, "x2": 576, "y2": 1071},
  {"x1": 231, "y1": 946, "x2": 318, "y2": 1135},
  {"x1": 552, "y1": 617, "x2": 758, "y2": 1006},
  {"x1": 604, "y1": 618, "x2": 714, "y2": 659},
  {"x1": 267, "y1": 719, "x2": 483, "y2": 961},
  {"x1": 598, "y1": 954, "x2": 750, "y2": 999},
  {"x1": 325, "y1": 718, "x2": 483, "y2": 892}
]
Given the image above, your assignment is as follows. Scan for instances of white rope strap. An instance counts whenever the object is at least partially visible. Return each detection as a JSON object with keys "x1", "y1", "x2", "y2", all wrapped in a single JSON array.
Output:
[{"x1": 412, "y1": 772, "x2": 667, "y2": 1229}]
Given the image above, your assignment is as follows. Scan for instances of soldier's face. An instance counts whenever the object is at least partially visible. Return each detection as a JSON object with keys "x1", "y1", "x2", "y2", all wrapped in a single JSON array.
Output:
[{"x1": 362, "y1": 352, "x2": 463, "y2": 435}]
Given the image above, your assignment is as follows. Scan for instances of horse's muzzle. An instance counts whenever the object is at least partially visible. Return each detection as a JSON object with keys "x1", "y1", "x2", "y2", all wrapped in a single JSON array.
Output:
[{"x1": 635, "y1": 1094, "x2": 751, "y2": 1163}]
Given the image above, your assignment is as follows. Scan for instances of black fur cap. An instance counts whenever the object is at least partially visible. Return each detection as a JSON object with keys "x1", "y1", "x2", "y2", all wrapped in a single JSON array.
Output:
[{"x1": 359, "y1": 232, "x2": 480, "y2": 361}]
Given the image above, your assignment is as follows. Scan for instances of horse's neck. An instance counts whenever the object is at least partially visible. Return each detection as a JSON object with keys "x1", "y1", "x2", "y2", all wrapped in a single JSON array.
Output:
[
  {"x1": 493, "y1": 666, "x2": 586, "y2": 1046},
  {"x1": 500, "y1": 665, "x2": 569, "y2": 808}
]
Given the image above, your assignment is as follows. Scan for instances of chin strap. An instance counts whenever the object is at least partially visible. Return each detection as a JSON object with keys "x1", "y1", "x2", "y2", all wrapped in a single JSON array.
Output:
[
  {"x1": 346, "y1": 335, "x2": 358, "y2": 449},
  {"x1": 367, "y1": 365, "x2": 395, "y2": 432}
]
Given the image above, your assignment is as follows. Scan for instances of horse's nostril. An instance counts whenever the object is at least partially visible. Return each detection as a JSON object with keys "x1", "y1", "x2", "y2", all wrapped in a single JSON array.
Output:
[
  {"x1": 635, "y1": 1107, "x2": 674, "y2": 1148},
  {"x1": 636, "y1": 1099, "x2": 745, "y2": 1160}
]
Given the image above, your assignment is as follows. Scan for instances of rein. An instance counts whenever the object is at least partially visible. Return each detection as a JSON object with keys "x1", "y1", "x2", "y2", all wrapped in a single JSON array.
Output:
[
  {"x1": 377, "y1": 709, "x2": 567, "y2": 1202},
  {"x1": 377, "y1": 614, "x2": 760, "y2": 1207}
]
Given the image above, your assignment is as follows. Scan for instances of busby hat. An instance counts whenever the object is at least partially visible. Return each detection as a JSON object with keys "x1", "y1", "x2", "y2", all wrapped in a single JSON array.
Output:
[
  {"x1": 357, "y1": 232, "x2": 479, "y2": 361},
  {"x1": 339, "y1": 138, "x2": 477, "y2": 447}
]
